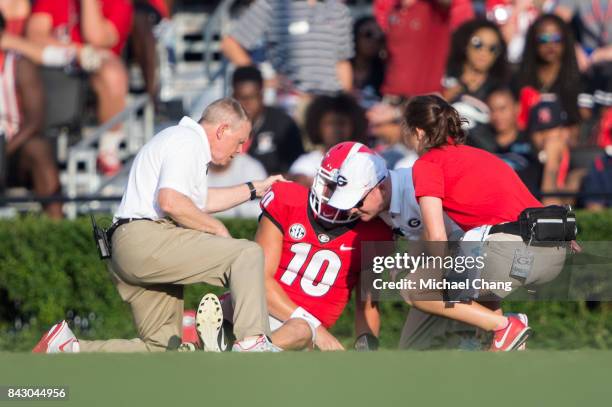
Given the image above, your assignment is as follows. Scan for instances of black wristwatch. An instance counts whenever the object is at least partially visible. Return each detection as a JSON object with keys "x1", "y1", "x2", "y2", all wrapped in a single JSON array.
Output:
[{"x1": 246, "y1": 182, "x2": 257, "y2": 201}]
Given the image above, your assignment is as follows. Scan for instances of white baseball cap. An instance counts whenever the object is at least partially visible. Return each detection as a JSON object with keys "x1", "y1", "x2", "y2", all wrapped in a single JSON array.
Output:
[{"x1": 327, "y1": 151, "x2": 388, "y2": 210}]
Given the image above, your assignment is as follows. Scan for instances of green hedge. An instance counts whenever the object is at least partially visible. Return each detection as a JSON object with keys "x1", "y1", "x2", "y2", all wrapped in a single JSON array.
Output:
[{"x1": 1, "y1": 212, "x2": 611, "y2": 351}]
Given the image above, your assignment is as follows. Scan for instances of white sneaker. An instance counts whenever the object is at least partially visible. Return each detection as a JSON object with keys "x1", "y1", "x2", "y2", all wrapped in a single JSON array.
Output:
[
  {"x1": 232, "y1": 335, "x2": 282, "y2": 352},
  {"x1": 196, "y1": 293, "x2": 227, "y2": 352},
  {"x1": 32, "y1": 320, "x2": 80, "y2": 353}
]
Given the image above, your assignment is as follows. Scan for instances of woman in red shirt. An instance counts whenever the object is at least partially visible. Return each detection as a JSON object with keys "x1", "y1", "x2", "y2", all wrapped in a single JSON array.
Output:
[{"x1": 406, "y1": 95, "x2": 569, "y2": 351}]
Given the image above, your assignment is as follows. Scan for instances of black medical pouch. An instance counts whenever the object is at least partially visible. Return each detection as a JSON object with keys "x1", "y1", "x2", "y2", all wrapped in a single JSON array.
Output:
[{"x1": 518, "y1": 205, "x2": 576, "y2": 243}]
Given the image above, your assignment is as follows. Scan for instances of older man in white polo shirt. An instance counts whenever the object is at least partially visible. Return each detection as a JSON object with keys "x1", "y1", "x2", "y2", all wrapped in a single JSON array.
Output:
[{"x1": 33, "y1": 98, "x2": 283, "y2": 354}]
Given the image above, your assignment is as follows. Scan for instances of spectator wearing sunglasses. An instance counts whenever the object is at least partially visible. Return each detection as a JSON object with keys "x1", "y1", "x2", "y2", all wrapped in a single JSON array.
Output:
[
  {"x1": 442, "y1": 19, "x2": 509, "y2": 151},
  {"x1": 514, "y1": 14, "x2": 585, "y2": 143}
]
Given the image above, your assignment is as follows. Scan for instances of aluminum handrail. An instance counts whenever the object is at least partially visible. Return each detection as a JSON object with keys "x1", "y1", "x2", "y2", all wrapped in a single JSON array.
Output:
[
  {"x1": 71, "y1": 94, "x2": 152, "y2": 152},
  {"x1": 203, "y1": 0, "x2": 236, "y2": 79}
]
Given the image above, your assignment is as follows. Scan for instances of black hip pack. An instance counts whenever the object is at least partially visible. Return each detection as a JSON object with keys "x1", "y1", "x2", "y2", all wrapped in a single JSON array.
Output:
[{"x1": 518, "y1": 205, "x2": 577, "y2": 243}]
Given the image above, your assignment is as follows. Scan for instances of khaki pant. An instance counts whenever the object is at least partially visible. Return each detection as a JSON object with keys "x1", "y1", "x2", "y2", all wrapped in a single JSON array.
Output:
[
  {"x1": 398, "y1": 234, "x2": 567, "y2": 350},
  {"x1": 79, "y1": 219, "x2": 270, "y2": 352},
  {"x1": 481, "y1": 232, "x2": 567, "y2": 298}
]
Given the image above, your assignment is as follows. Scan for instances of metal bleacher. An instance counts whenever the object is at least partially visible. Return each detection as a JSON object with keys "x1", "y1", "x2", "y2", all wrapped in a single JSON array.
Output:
[
  {"x1": 52, "y1": 1, "x2": 232, "y2": 219},
  {"x1": 0, "y1": 0, "x2": 378, "y2": 218}
]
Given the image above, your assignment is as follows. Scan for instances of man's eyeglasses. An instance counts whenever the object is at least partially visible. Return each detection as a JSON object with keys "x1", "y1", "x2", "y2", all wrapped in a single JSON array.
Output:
[
  {"x1": 469, "y1": 36, "x2": 501, "y2": 56},
  {"x1": 537, "y1": 33, "x2": 562, "y2": 45},
  {"x1": 355, "y1": 176, "x2": 386, "y2": 209}
]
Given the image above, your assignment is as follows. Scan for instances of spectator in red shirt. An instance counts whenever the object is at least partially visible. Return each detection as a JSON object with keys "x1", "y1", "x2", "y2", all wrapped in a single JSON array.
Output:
[
  {"x1": 26, "y1": 0, "x2": 134, "y2": 176},
  {"x1": 374, "y1": 0, "x2": 474, "y2": 100}
]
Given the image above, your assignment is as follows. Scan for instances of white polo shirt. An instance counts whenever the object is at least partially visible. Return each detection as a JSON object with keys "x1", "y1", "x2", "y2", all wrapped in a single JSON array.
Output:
[
  {"x1": 114, "y1": 117, "x2": 211, "y2": 221},
  {"x1": 379, "y1": 168, "x2": 461, "y2": 240}
]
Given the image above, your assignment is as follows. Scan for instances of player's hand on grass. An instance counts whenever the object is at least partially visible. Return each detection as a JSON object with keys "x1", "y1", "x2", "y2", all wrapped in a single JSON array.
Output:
[
  {"x1": 253, "y1": 175, "x2": 288, "y2": 198},
  {"x1": 570, "y1": 240, "x2": 582, "y2": 253},
  {"x1": 315, "y1": 326, "x2": 345, "y2": 351}
]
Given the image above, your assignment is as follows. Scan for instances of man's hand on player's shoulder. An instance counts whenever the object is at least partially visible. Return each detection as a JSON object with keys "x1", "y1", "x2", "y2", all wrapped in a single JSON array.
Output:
[
  {"x1": 253, "y1": 175, "x2": 288, "y2": 197},
  {"x1": 315, "y1": 326, "x2": 345, "y2": 351}
]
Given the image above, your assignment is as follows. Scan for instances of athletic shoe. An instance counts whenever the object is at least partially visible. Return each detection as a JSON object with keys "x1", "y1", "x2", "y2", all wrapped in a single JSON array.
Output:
[
  {"x1": 232, "y1": 335, "x2": 282, "y2": 352},
  {"x1": 506, "y1": 313, "x2": 529, "y2": 350},
  {"x1": 97, "y1": 152, "x2": 122, "y2": 177},
  {"x1": 177, "y1": 342, "x2": 198, "y2": 352},
  {"x1": 32, "y1": 320, "x2": 80, "y2": 353},
  {"x1": 182, "y1": 309, "x2": 201, "y2": 348},
  {"x1": 490, "y1": 315, "x2": 531, "y2": 352},
  {"x1": 196, "y1": 293, "x2": 228, "y2": 352}
]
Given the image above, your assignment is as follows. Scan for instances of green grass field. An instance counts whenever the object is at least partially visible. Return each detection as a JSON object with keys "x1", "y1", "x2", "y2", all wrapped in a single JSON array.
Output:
[{"x1": 1, "y1": 351, "x2": 611, "y2": 407}]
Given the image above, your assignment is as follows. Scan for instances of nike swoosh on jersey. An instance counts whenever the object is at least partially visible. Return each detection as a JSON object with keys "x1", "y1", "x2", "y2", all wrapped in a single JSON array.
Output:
[{"x1": 339, "y1": 244, "x2": 355, "y2": 251}]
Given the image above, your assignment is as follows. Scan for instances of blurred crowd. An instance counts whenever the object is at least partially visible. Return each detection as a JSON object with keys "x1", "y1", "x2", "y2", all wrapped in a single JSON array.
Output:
[{"x1": 1, "y1": 0, "x2": 612, "y2": 219}]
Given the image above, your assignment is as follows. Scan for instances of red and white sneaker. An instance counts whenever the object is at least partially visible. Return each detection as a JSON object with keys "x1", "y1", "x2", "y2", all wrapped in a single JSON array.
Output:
[
  {"x1": 32, "y1": 320, "x2": 80, "y2": 353},
  {"x1": 232, "y1": 335, "x2": 282, "y2": 352},
  {"x1": 490, "y1": 315, "x2": 531, "y2": 352},
  {"x1": 506, "y1": 313, "x2": 529, "y2": 350}
]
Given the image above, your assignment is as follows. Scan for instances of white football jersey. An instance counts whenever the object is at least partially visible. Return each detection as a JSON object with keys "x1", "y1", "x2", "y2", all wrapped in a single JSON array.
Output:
[{"x1": 379, "y1": 168, "x2": 460, "y2": 240}]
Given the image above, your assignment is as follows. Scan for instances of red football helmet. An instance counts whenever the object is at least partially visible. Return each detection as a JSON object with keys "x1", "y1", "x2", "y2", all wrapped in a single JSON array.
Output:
[{"x1": 309, "y1": 142, "x2": 373, "y2": 224}]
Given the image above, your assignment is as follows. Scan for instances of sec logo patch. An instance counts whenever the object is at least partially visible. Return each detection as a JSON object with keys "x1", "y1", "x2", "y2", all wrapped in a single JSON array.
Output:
[{"x1": 289, "y1": 223, "x2": 306, "y2": 240}]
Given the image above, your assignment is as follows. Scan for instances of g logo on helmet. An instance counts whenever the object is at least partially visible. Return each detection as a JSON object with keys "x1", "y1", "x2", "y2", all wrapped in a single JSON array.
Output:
[
  {"x1": 337, "y1": 175, "x2": 348, "y2": 187},
  {"x1": 289, "y1": 223, "x2": 306, "y2": 240}
]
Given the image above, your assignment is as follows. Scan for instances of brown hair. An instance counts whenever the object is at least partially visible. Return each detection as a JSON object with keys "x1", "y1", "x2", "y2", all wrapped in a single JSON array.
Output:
[{"x1": 402, "y1": 95, "x2": 467, "y2": 149}]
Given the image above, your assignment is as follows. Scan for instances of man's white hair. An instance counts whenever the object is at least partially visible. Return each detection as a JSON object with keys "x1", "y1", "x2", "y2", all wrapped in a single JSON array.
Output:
[{"x1": 200, "y1": 97, "x2": 249, "y2": 130}]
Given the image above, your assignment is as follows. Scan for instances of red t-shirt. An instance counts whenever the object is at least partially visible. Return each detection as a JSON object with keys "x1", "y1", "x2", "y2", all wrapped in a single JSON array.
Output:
[
  {"x1": 377, "y1": 0, "x2": 473, "y2": 97},
  {"x1": 32, "y1": 0, "x2": 133, "y2": 55},
  {"x1": 412, "y1": 144, "x2": 542, "y2": 231},
  {"x1": 260, "y1": 182, "x2": 392, "y2": 328}
]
